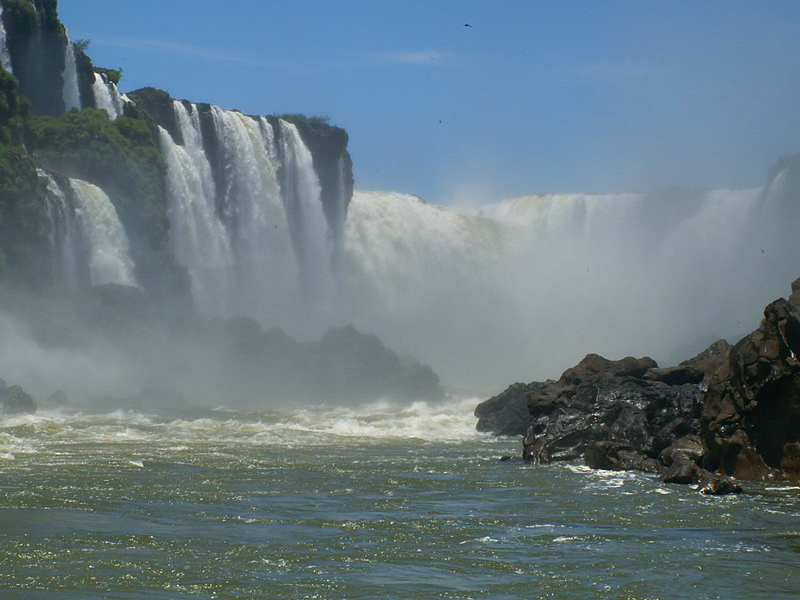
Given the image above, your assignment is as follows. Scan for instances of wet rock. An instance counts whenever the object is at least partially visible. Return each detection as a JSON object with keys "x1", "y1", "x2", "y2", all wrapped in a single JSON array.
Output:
[
  {"x1": 662, "y1": 459, "x2": 702, "y2": 484},
  {"x1": 659, "y1": 435, "x2": 705, "y2": 467},
  {"x1": 475, "y1": 381, "x2": 549, "y2": 436},
  {"x1": 584, "y1": 441, "x2": 661, "y2": 473},
  {"x1": 0, "y1": 382, "x2": 37, "y2": 416},
  {"x1": 702, "y1": 278, "x2": 800, "y2": 481},
  {"x1": 520, "y1": 353, "x2": 705, "y2": 466},
  {"x1": 643, "y1": 365, "x2": 704, "y2": 386},
  {"x1": 695, "y1": 472, "x2": 743, "y2": 495}
]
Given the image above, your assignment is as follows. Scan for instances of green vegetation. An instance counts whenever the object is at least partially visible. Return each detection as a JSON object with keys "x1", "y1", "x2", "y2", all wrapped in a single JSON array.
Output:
[
  {"x1": 95, "y1": 67, "x2": 123, "y2": 86},
  {"x1": 0, "y1": 66, "x2": 50, "y2": 285},
  {"x1": 26, "y1": 106, "x2": 186, "y2": 294}
]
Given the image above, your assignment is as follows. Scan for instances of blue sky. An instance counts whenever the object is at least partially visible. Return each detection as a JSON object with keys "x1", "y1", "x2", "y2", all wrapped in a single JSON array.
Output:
[{"x1": 59, "y1": 0, "x2": 800, "y2": 203}]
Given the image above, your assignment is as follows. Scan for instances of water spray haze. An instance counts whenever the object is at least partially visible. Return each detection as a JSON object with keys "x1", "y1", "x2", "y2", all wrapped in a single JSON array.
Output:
[{"x1": 332, "y1": 178, "x2": 798, "y2": 392}]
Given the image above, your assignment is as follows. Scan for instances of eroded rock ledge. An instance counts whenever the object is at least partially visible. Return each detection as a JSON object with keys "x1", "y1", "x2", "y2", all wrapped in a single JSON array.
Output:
[{"x1": 477, "y1": 278, "x2": 800, "y2": 494}]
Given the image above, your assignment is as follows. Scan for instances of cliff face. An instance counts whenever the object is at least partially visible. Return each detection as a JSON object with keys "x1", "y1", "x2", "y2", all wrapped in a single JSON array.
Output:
[
  {"x1": 129, "y1": 88, "x2": 354, "y2": 246},
  {"x1": 0, "y1": 0, "x2": 354, "y2": 302}
]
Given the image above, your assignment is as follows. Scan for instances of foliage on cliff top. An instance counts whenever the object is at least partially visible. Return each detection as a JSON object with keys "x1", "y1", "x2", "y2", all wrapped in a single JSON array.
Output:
[
  {"x1": 95, "y1": 67, "x2": 123, "y2": 86},
  {"x1": 28, "y1": 107, "x2": 169, "y2": 253},
  {"x1": 277, "y1": 113, "x2": 349, "y2": 154}
]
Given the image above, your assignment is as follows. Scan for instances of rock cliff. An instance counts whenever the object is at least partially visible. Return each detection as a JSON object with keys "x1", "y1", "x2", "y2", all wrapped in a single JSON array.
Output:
[{"x1": 476, "y1": 281, "x2": 800, "y2": 489}]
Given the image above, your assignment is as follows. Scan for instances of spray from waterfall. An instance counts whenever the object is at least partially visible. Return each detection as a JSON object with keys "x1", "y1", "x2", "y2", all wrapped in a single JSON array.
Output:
[{"x1": 334, "y1": 182, "x2": 797, "y2": 391}]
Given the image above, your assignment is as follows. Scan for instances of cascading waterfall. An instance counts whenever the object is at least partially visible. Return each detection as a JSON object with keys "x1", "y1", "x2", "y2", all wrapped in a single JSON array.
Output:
[
  {"x1": 39, "y1": 170, "x2": 83, "y2": 289},
  {"x1": 207, "y1": 106, "x2": 300, "y2": 320},
  {"x1": 277, "y1": 119, "x2": 334, "y2": 304},
  {"x1": 0, "y1": 7, "x2": 12, "y2": 73},
  {"x1": 154, "y1": 103, "x2": 800, "y2": 391},
  {"x1": 91, "y1": 72, "x2": 124, "y2": 119},
  {"x1": 159, "y1": 101, "x2": 338, "y2": 328},
  {"x1": 61, "y1": 34, "x2": 80, "y2": 112},
  {"x1": 68, "y1": 178, "x2": 137, "y2": 287},
  {"x1": 158, "y1": 101, "x2": 234, "y2": 316}
]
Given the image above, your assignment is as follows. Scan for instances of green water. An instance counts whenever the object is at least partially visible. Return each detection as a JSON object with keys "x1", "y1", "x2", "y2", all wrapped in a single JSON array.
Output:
[{"x1": 0, "y1": 402, "x2": 799, "y2": 599}]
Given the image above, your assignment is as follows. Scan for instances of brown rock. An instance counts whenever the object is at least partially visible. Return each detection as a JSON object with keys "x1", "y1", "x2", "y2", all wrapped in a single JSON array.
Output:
[{"x1": 663, "y1": 459, "x2": 702, "y2": 484}]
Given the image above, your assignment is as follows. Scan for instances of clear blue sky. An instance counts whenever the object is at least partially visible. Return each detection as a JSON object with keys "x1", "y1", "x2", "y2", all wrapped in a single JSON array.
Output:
[{"x1": 58, "y1": 0, "x2": 800, "y2": 203}]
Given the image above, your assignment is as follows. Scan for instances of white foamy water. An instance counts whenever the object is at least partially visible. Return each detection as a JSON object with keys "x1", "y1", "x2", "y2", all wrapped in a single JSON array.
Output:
[
  {"x1": 68, "y1": 178, "x2": 137, "y2": 286},
  {"x1": 91, "y1": 71, "x2": 124, "y2": 119},
  {"x1": 0, "y1": 396, "x2": 484, "y2": 452}
]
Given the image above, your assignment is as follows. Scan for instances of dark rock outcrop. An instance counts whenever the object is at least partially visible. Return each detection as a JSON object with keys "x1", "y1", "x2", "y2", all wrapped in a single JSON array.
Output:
[
  {"x1": 478, "y1": 279, "x2": 800, "y2": 492},
  {"x1": 701, "y1": 278, "x2": 800, "y2": 481},
  {"x1": 0, "y1": 380, "x2": 37, "y2": 416},
  {"x1": 474, "y1": 381, "x2": 550, "y2": 436},
  {"x1": 520, "y1": 353, "x2": 708, "y2": 466}
]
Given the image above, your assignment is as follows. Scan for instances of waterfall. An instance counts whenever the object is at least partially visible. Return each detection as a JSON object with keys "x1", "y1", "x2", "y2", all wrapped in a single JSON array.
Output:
[
  {"x1": 277, "y1": 119, "x2": 333, "y2": 302},
  {"x1": 207, "y1": 106, "x2": 301, "y2": 320},
  {"x1": 158, "y1": 102, "x2": 234, "y2": 315},
  {"x1": 61, "y1": 35, "x2": 81, "y2": 112},
  {"x1": 157, "y1": 103, "x2": 340, "y2": 328},
  {"x1": 91, "y1": 72, "x2": 124, "y2": 119},
  {"x1": 333, "y1": 182, "x2": 800, "y2": 390},
  {"x1": 0, "y1": 7, "x2": 12, "y2": 73},
  {"x1": 68, "y1": 178, "x2": 137, "y2": 287},
  {"x1": 39, "y1": 170, "x2": 84, "y2": 289}
]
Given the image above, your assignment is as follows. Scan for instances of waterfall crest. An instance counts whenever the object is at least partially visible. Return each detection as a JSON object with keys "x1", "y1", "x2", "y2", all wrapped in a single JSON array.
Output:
[
  {"x1": 91, "y1": 72, "x2": 124, "y2": 119},
  {"x1": 159, "y1": 102, "x2": 234, "y2": 315}
]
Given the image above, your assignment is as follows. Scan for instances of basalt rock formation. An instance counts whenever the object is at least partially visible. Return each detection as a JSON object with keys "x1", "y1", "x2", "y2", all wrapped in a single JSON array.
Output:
[
  {"x1": 701, "y1": 278, "x2": 800, "y2": 482},
  {"x1": 478, "y1": 280, "x2": 800, "y2": 490}
]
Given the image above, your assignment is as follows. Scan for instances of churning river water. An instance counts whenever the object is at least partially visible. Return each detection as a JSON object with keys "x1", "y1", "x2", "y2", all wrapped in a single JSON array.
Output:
[{"x1": 1, "y1": 398, "x2": 798, "y2": 599}]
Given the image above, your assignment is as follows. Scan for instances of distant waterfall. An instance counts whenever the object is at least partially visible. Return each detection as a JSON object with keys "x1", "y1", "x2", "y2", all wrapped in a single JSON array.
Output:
[
  {"x1": 0, "y1": 7, "x2": 12, "y2": 73},
  {"x1": 91, "y1": 72, "x2": 124, "y2": 119},
  {"x1": 159, "y1": 102, "x2": 234, "y2": 315},
  {"x1": 61, "y1": 36, "x2": 81, "y2": 112},
  {"x1": 333, "y1": 182, "x2": 800, "y2": 390},
  {"x1": 68, "y1": 179, "x2": 137, "y2": 286}
]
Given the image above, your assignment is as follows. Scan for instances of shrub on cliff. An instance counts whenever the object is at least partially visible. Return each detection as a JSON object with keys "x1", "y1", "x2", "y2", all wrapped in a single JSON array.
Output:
[{"x1": 27, "y1": 106, "x2": 188, "y2": 298}]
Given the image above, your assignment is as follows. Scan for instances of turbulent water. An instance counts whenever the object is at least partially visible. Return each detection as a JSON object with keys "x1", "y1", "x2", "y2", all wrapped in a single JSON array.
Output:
[{"x1": 1, "y1": 399, "x2": 798, "y2": 599}]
